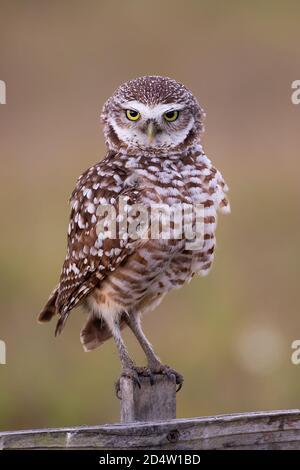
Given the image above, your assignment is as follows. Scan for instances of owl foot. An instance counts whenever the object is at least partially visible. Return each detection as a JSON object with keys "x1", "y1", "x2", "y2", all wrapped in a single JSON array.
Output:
[
  {"x1": 150, "y1": 364, "x2": 184, "y2": 392},
  {"x1": 134, "y1": 366, "x2": 156, "y2": 385},
  {"x1": 115, "y1": 364, "x2": 183, "y2": 398},
  {"x1": 115, "y1": 366, "x2": 143, "y2": 399}
]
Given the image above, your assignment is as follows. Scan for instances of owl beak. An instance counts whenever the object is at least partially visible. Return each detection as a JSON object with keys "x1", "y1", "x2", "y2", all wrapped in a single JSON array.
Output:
[{"x1": 147, "y1": 121, "x2": 156, "y2": 144}]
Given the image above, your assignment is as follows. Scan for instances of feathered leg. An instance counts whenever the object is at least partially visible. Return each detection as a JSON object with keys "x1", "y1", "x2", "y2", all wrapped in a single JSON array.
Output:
[
  {"x1": 125, "y1": 313, "x2": 183, "y2": 391},
  {"x1": 111, "y1": 316, "x2": 142, "y2": 397}
]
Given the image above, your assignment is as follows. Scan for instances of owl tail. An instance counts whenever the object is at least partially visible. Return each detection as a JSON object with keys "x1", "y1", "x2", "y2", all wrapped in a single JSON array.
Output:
[
  {"x1": 80, "y1": 314, "x2": 127, "y2": 351},
  {"x1": 37, "y1": 287, "x2": 59, "y2": 323}
]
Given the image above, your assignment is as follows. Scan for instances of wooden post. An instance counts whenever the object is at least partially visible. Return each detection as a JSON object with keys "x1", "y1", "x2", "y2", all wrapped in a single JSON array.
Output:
[{"x1": 120, "y1": 375, "x2": 176, "y2": 423}]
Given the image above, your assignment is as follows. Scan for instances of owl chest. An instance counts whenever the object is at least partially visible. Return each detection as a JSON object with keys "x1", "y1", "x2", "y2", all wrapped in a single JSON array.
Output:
[
  {"x1": 102, "y1": 162, "x2": 216, "y2": 301},
  {"x1": 134, "y1": 164, "x2": 203, "y2": 206},
  {"x1": 131, "y1": 164, "x2": 211, "y2": 253}
]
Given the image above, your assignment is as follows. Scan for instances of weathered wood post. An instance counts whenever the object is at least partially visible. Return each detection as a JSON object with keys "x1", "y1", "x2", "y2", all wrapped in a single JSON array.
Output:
[
  {"x1": 119, "y1": 375, "x2": 176, "y2": 423},
  {"x1": 2, "y1": 410, "x2": 300, "y2": 449}
]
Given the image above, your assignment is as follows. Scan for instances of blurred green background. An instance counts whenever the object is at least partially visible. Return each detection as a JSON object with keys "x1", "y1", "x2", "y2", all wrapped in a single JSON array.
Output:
[{"x1": 1, "y1": 0, "x2": 300, "y2": 430}]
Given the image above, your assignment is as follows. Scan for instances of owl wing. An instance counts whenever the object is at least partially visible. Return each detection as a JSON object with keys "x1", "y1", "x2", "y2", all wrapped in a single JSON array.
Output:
[
  {"x1": 38, "y1": 155, "x2": 144, "y2": 335},
  {"x1": 195, "y1": 152, "x2": 230, "y2": 214}
]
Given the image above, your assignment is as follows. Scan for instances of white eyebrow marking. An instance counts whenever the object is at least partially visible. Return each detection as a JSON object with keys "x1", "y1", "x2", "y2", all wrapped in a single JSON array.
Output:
[{"x1": 121, "y1": 101, "x2": 185, "y2": 119}]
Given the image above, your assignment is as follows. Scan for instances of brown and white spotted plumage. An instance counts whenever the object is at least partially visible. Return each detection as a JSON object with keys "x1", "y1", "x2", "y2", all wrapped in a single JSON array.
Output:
[{"x1": 38, "y1": 76, "x2": 230, "y2": 390}]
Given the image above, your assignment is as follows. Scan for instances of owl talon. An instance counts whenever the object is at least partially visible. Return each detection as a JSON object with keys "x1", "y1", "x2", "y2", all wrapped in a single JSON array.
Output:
[
  {"x1": 150, "y1": 364, "x2": 184, "y2": 391},
  {"x1": 134, "y1": 366, "x2": 155, "y2": 385},
  {"x1": 116, "y1": 365, "x2": 161, "y2": 398},
  {"x1": 115, "y1": 382, "x2": 122, "y2": 400},
  {"x1": 115, "y1": 366, "x2": 142, "y2": 399}
]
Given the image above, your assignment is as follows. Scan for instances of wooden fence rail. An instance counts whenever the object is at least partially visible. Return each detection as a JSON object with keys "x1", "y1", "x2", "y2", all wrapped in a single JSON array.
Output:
[{"x1": 1, "y1": 409, "x2": 300, "y2": 450}]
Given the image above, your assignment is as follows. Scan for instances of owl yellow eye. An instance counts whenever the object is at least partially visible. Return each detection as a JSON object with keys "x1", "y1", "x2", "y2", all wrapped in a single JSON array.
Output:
[
  {"x1": 126, "y1": 109, "x2": 141, "y2": 121},
  {"x1": 163, "y1": 110, "x2": 179, "y2": 122}
]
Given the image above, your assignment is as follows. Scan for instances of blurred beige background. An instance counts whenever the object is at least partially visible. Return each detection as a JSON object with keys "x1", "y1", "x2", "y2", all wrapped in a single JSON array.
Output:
[{"x1": 1, "y1": 0, "x2": 300, "y2": 430}]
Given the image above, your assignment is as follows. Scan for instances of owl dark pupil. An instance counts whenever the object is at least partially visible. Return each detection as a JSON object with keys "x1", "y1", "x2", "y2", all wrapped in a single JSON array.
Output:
[
  {"x1": 166, "y1": 112, "x2": 175, "y2": 118},
  {"x1": 130, "y1": 111, "x2": 138, "y2": 116}
]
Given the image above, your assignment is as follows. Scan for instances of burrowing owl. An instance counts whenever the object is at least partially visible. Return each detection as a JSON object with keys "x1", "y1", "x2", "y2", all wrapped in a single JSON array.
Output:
[{"x1": 38, "y1": 76, "x2": 230, "y2": 391}]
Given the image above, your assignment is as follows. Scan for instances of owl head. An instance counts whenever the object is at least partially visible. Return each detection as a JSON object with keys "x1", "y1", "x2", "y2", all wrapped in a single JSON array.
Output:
[{"x1": 101, "y1": 76, "x2": 204, "y2": 153}]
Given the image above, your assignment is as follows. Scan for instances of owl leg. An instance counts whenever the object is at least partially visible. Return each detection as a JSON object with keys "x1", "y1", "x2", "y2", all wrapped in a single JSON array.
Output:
[
  {"x1": 111, "y1": 317, "x2": 143, "y2": 398},
  {"x1": 125, "y1": 313, "x2": 184, "y2": 391}
]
